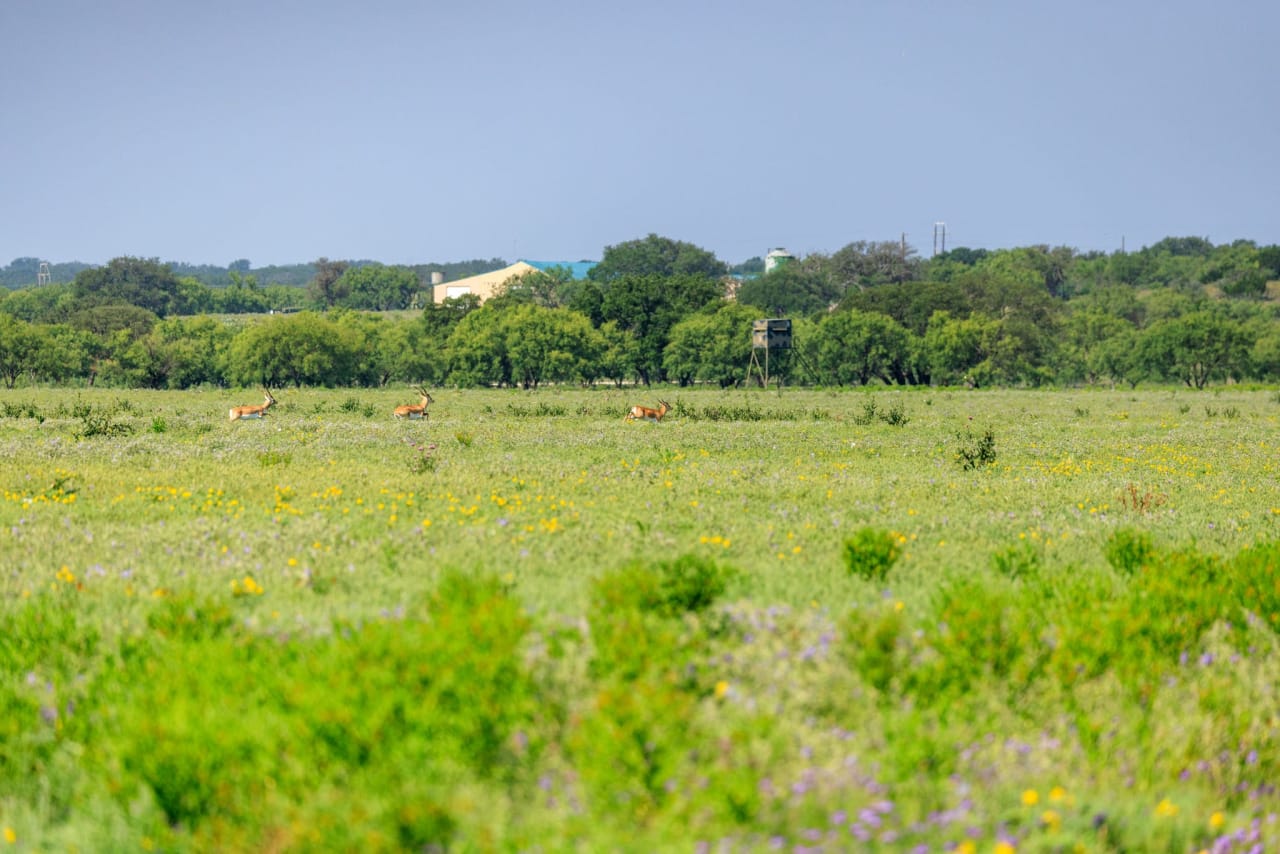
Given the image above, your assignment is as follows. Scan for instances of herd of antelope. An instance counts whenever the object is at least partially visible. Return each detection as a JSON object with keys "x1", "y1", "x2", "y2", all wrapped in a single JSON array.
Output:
[{"x1": 230, "y1": 388, "x2": 671, "y2": 423}]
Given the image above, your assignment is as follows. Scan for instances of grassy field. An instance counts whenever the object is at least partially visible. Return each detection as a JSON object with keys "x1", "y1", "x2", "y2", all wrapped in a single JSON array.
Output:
[{"x1": 2, "y1": 385, "x2": 1279, "y2": 850}]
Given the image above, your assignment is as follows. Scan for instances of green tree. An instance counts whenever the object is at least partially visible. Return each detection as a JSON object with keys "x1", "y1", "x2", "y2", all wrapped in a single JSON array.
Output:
[
  {"x1": 0, "y1": 314, "x2": 42, "y2": 387},
  {"x1": 489, "y1": 267, "x2": 574, "y2": 310},
  {"x1": 422, "y1": 293, "x2": 482, "y2": 341},
  {"x1": 845, "y1": 280, "x2": 969, "y2": 335},
  {"x1": 212, "y1": 270, "x2": 270, "y2": 314},
  {"x1": 0, "y1": 282, "x2": 75, "y2": 324},
  {"x1": 30, "y1": 324, "x2": 95, "y2": 385},
  {"x1": 828, "y1": 240, "x2": 921, "y2": 290},
  {"x1": 171, "y1": 276, "x2": 217, "y2": 315},
  {"x1": 563, "y1": 279, "x2": 605, "y2": 325},
  {"x1": 503, "y1": 305, "x2": 604, "y2": 389},
  {"x1": 446, "y1": 307, "x2": 509, "y2": 388},
  {"x1": 226, "y1": 312, "x2": 365, "y2": 387},
  {"x1": 1250, "y1": 329, "x2": 1280, "y2": 381},
  {"x1": 141, "y1": 316, "x2": 237, "y2": 388},
  {"x1": 1091, "y1": 327, "x2": 1148, "y2": 388},
  {"x1": 663, "y1": 303, "x2": 758, "y2": 388},
  {"x1": 588, "y1": 234, "x2": 725, "y2": 284},
  {"x1": 1257, "y1": 245, "x2": 1280, "y2": 279},
  {"x1": 334, "y1": 311, "x2": 441, "y2": 387},
  {"x1": 735, "y1": 263, "x2": 840, "y2": 317},
  {"x1": 1059, "y1": 307, "x2": 1138, "y2": 385},
  {"x1": 922, "y1": 311, "x2": 997, "y2": 387},
  {"x1": 1136, "y1": 311, "x2": 1250, "y2": 388},
  {"x1": 68, "y1": 304, "x2": 159, "y2": 339},
  {"x1": 600, "y1": 274, "x2": 724, "y2": 384},
  {"x1": 71, "y1": 256, "x2": 182, "y2": 316},
  {"x1": 307, "y1": 258, "x2": 350, "y2": 308},
  {"x1": 596, "y1": 320, "x2": 637, "y2": 387},
  {"x1": 337, "y1": 264, "x2": 423, "y2": 311},
  {"x1": 812, "y1": 309, "x2": 915, "y2": 386}
]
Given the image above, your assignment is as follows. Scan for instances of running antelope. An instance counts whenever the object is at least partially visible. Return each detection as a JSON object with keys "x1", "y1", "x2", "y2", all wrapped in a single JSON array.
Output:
[
  {"x1": 624, "y1": 399, "x2": 670, "y2": 423},
  {"x1": 229, "y1": 388, "x2": 276, "y2": 421},
  {"x1": 394, "y1": 387, "x2": 434, "y2": 420}
]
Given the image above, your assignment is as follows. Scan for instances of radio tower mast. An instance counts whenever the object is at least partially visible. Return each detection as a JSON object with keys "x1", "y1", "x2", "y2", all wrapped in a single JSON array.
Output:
[
  {"x1": 37, "y1": 262, "x2": 51, "y2": 285},
  {"x1": 932, "y1": 222, "x2": 947, "y2": 257}
]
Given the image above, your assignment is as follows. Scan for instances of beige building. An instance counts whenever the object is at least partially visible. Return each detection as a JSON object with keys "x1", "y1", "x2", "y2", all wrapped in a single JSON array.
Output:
[
  {"x1": 432, "y1": 261, "x2": 539, "y2": 304},
  {"x1": 432, "y1": 259, "x2": 598, "y2": 304}
]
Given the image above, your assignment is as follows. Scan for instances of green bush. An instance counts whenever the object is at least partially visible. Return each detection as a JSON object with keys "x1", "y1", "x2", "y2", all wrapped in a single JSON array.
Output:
[
  {"x1": 591, "y1": 554, "x2": 735, "y2": 619},
  {"x1": 954, "y1": 426, "x2": 997, "y2": 470},
  {"x1": 842, "y1": 527, "x2": 902, "y2": 581},
  {"x1": 588, "y1": 555, "x2": 735, "y2": 681},
  {"x1": 1104, "y1": 527, "x2": 1155, "y2": 576},
  {"x1": 990, "y1": 541, "x2": 1042, "y2": 580},
  {"x1": 100, "y1": 571, "x2": 541, "y2": 848},
  {"x1": 1230, "y1": 540, "x2": 1280, "y2": 632},
  {"x1": 841, "y1": 606, "x2": 908, "y2": 694}
]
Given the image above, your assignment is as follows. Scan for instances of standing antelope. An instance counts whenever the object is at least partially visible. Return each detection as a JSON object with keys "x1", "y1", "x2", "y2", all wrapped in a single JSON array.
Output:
[
  {"x1": 394, "y1": 387, "x2": 434, "y2": 420},
  {"x1": 229, "y1": 388, "x2": 276, "y2": 421},
  {"x1": 624, "y1": 399, "x2": 670, "y2": 423}
]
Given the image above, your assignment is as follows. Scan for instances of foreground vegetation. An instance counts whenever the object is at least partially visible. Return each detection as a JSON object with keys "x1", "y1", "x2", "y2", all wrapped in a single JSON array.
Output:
[{"x1": 2, "y1": 386, "x2": 1279, "y2": 851}]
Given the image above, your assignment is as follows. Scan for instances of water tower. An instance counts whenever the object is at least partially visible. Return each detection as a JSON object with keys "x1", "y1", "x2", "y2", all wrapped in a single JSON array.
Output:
[{"x1": 764, "y1": 248, "x2": 795, "y2": 273}]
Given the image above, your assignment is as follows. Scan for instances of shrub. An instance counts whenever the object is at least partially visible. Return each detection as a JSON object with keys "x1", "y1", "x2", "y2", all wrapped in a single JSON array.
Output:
[
  {"x1": 954, "y1": 426, "x2": 997, "y2": 470},
  {"x1": 1104, "y1": 527, "x2": 1155, "y2": 576},
  {"x1": 591, "y1": 554, "x2": 736, "y2": 619},
  {"x1": 990, "y1": 541, "x2": 1042, "y2": 580},
  {"x1": 73, "y1": 404, "x2": 133, "y2": 439},
  {"x1": 103, "y1": 572, "x2": 539, "y2": 846},
  {"x1": 842, "y1": 527, "x2": 902, "y2": 582},
  {"x1": 841, "y1": 606, "x2": 908, "y2": 694}
]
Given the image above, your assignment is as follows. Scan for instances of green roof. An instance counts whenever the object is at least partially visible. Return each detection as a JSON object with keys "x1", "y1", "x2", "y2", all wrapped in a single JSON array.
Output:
[{"x1": 521, "y1": 260, "x2": 597, "y2": 280}]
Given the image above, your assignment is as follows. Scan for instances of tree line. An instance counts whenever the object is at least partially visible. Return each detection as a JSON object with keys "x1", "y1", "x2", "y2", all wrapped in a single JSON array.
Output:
[{"x1": 1, "y1": 234, "x2": 1278, "y2": 390}]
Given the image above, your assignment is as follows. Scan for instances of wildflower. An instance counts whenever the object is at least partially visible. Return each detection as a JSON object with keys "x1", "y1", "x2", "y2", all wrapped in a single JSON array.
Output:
[
  {"x1": 1042, "y1": 809, "x2": 1062, "y2": 831},
  {"x1": 1154, "y1": 798, "x2": 1178, "y2": 818},
  {"x1": 4, "y1": 826, "x2": 15, "y2": 844},
  {"x1": 1209, "y1": 811, "x2": 1225, "y2": 830},
  {"x1": 1048, "y1": 786, "x2": 1068, "y2": 803},
  {"x1": 1022, "y1": 789, "x2": 1039, "y2": 806},
  {"x1": 714, "y1": 680, "x2": 730, "y2": 699}
]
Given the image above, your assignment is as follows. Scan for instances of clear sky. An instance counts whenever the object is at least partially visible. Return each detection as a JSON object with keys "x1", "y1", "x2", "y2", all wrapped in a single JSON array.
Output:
[{"x1": 3, "y1": 0, "x2": 1277, "y2": 268}]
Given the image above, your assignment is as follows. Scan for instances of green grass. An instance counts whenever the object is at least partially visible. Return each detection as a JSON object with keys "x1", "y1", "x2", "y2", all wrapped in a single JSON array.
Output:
[{"x1": 1, "y1": 385, "x2": 1279, "y2": 850}]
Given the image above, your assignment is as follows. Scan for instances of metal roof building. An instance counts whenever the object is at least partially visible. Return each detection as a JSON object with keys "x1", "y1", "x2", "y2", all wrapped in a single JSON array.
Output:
[{"x1": 432, "y1": 259, "x2": 597, "y2": 304}]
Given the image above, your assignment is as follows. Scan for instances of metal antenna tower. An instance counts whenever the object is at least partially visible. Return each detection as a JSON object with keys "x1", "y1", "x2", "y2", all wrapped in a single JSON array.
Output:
[
  {"x1": 37, "y1": 262, "x2": 51, "y2": 285},
  {"x1": 932, "y1": 222, "x2": 947, "y2": 257}
]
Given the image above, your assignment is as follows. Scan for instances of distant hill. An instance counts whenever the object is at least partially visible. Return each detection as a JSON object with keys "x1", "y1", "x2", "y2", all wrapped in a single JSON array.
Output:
[{"x1": 1, "y1": 256, "x2": 509, "y2": 289}]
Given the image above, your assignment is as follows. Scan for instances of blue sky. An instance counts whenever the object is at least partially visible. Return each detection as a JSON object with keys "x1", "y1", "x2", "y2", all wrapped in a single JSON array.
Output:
[{"x1": 3, "y1": 0, "x2": 1277, "y2": 268}]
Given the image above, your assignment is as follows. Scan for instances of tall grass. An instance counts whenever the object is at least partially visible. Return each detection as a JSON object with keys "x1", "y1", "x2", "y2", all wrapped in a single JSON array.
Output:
[{"x1": 1, "y1": 386, "x2": 1279, "y2": 849}]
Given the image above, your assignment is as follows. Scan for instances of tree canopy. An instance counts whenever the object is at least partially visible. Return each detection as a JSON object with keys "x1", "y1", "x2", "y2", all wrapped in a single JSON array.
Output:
[{"x1": 588, "y1": 234, "x2": 725, "y2": 284}]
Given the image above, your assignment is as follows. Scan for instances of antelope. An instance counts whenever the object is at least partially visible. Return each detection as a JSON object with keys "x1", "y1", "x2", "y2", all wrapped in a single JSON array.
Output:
[
  {"x1": 229, "y1": 388, "x2": 276, "y2": 421},
  {"x1": 624, "y1": 399, "x2": 670, "y2": 423},
  {"x1": 394, "y1": 387, "x2": 434, "y2": 420}
]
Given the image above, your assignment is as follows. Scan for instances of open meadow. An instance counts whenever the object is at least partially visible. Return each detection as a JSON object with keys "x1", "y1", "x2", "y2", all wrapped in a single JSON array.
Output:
[{"x1": 2, "y1": 385, "x2": 1280, "y2": 851}]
